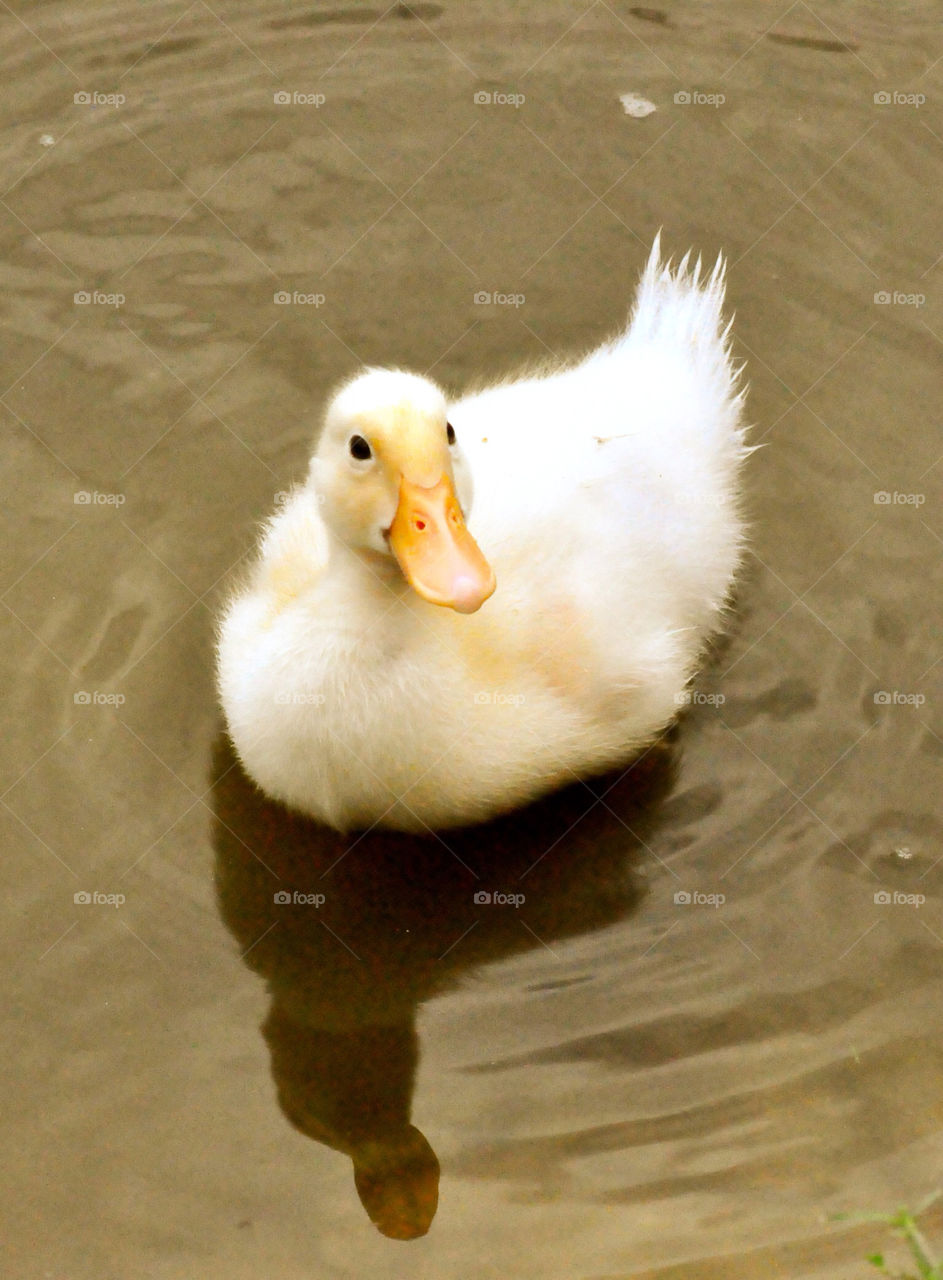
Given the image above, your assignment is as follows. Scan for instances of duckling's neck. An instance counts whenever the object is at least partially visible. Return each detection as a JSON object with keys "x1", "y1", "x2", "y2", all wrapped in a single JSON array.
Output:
[{"x1": 328, "y1": 536, "x2": 411, "y2": 614}]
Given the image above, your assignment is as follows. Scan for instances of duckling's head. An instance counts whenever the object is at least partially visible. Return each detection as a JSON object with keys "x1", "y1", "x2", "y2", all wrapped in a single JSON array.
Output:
[{"x1": 310, "y1": 368, "x2": 495, "y2": 614}]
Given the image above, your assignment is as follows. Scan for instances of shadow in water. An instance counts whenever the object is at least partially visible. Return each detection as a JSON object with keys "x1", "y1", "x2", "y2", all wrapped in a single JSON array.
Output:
[{"x1": 211, "y1": 732, "x2": 677, "y2": 1239}]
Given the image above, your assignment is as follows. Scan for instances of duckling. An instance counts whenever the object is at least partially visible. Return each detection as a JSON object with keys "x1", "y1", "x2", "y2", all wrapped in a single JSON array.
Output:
[{"x1": 217, "y1": 237, "x2": 749, "y2": 831}]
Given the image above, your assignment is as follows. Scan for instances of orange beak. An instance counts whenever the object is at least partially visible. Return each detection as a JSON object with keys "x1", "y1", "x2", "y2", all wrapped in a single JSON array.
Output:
[{"x1": 388, "y1": 475, "x2": 495, "y2": 613}]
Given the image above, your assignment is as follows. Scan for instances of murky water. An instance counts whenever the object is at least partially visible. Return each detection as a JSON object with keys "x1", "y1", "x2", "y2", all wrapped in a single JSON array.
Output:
[{"x1": 3, "y1": 2, "x2": 941, "y2": 1276}]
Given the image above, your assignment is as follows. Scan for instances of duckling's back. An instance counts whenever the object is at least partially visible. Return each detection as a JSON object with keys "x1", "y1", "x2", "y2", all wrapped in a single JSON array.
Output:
[{"x1": 452, "y1": 237, "x2": 749, "y2": 645}]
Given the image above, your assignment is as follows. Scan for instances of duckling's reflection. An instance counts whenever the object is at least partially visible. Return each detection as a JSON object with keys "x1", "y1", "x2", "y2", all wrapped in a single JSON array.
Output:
[{"x1": 211, "y1": 732, "x2": 676, "y2": 1240}]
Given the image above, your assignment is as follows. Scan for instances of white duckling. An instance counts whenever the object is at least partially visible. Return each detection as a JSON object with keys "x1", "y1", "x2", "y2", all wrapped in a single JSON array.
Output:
[{"x1": 217, "y1": 237, "x2": 749, "y2": 832}]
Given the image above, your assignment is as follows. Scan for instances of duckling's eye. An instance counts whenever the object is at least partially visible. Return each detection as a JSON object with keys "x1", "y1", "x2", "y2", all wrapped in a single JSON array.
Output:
[
  {"x1": 446, "y1": 422, "x2": 456, "y2": 446},
  {"x1": 348, "y1": 434, "x2": 372, "y2": 461}
]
